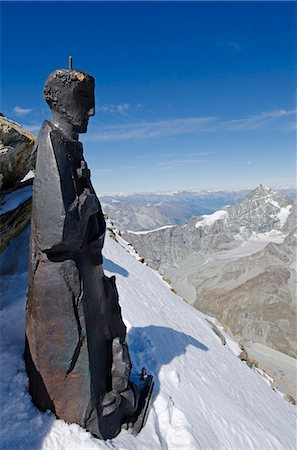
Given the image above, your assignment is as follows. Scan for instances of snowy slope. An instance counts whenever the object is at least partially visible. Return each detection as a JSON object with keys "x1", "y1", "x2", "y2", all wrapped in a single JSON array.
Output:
[{"x1": 0, "y1": 227, "x2": 296, "y2": 450}]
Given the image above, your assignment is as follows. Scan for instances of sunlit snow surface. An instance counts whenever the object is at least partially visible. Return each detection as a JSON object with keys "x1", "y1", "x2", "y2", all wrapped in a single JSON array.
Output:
[
  {"x1": 276, "y1": 205, "x2": 292, "y2": 227},
  {"x1": 214, "y1": 230, "x2": 286, "y2": 261},
  {"x1": 0, "y1": 227, "x2": 296, "y2": 450},
  {"x1": 127, "y1": 225, "x2": 175, "y2": 235},
  {"x1": 195, "y1": 210, "x2": 228, "y2": 228}
]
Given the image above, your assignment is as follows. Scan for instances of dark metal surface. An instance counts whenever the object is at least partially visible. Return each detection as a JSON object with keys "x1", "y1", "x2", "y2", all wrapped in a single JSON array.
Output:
[{"x1": 25, "y1": 66, "x2": 152, "y2": 439}]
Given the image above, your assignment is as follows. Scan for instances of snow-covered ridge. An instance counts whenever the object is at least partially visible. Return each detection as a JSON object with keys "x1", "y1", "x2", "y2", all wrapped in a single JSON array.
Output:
[
  {"x1": 195, "y1": 210, "x2": 228, "y2": 228},
  {"x1": 215, "y1": 230, "x2": 287, "y2": 261},
  {"x1": 101, "y1": 184, "x2": 296, "y2": 233},
  {"x1": 118, "y1": 186, "x2": 297, "y2": 386},
  {"x1": 277, "y1": 205, "x2": 292, "y2": 227},
  {"x1": 1, "y1": 223, "x2": 296, "y2": 450},
  {"x1": 127, "y1": 225, "x2": 175, "y2": 235}
]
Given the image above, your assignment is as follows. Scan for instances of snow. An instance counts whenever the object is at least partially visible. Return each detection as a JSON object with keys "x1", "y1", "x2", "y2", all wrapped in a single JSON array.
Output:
[
  {"x1": 249, "y1": 230, "x2": 286, "y2": 243},
  {"x1": 195, "y1": 210, "x2": 228, "y2": 228},
  {"x1": 215, "y1": 230, "x2": 286, "y2": 261},
  {"x1": 277, "y1": 205, "x2": 292, "y2": 227},
  {"x1": 0, "y1": 185, "x2": 32, "y2": 215},
  {"x1": 208, "y1": 320, "x2": 242, "y2": 357},
  {"x1": 1, "y1": 226, "x2": 296, "y2": 450},
  {"x1": 127, "y1": 225, "x2": 174, "y2": 235},
  {"x1": 21, "y1": 170, "x2": 35, "y2": 183},
  {"x1": 267, "y1": 199, "x2": 279, "y2": 208}
]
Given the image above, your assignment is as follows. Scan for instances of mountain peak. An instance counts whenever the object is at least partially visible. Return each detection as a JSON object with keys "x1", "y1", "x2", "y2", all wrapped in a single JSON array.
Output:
[
  {"x1": 249, "y1": 184, "x2": 275, "y2": 197},
  {"x1": 224, "y1": 184, "x2": 293, "y2": 233},
  {"x1": 245, "y1": 184, "x2": 289, "y2": 206}
]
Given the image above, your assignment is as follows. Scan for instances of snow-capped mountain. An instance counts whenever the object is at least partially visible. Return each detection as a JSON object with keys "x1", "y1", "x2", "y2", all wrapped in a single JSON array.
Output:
[
  {"x1": 101, "y1": 186, "x2": 296, "y2": 232},
  {"x1": 0, "y1": 222, "x2": 296, "y2": 449},
  {"x1": 101, "y1": 189, "x2": 250, "y2": 232},
  {"x1": 225, "y1": 184, "x2": 294, "y2": 234},
  {"x1": 123, "y1": 185, "x2": 296, "y2": 271},
  {"x1": 122, "y1": 186, "x2": 296, "y2": 389}
]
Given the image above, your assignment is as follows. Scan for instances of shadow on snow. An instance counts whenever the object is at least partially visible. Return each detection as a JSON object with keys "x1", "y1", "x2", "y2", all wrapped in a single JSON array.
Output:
[
  {"x1": 103, "y1": 256, "x2": 129, "y2": 278},
  {"x1": 127, "y1": 325, "x2": 208, "y2": 396}
]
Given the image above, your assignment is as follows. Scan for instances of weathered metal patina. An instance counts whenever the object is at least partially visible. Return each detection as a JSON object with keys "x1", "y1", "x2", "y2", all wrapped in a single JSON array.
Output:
[{"x1": 25, "y1": 63, "x2": 152, "y2": 439}]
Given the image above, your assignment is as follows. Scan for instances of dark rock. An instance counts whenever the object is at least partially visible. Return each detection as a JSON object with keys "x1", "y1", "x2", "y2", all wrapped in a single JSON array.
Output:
[
  {"x1": 0, "y1": 188, "x2": 32, "y2": 253},
  {"x1": 284, "y1": 394, "x2": 296, "y2": 405},
  {"x1": 0, "y1": 116, "x2": 36, "y2": 190}
]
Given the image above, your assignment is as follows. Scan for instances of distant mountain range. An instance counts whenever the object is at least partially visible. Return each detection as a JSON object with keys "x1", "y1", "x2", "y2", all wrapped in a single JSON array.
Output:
[
  {"x1": 121, "y1": 185, "x2": 296, "y2": 362},
  {"x1": 101, "y1": 187, "x2": 296, "y2": 232}
]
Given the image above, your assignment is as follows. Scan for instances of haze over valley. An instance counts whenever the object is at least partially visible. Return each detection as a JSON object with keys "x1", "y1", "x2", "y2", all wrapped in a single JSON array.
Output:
[{"x1": 103, "y1": 185, "x2": 297, "y2": 398}]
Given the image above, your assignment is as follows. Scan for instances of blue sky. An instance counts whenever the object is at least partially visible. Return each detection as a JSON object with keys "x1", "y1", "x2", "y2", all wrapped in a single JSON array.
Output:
[{"x1": 1, "y1": 1, "x2": 296, "y2": 193}]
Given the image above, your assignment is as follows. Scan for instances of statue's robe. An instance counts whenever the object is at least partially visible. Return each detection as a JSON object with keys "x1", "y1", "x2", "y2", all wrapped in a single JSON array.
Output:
[{"x1": 25, "y1": 121, "x2": 127, "y2": 438}]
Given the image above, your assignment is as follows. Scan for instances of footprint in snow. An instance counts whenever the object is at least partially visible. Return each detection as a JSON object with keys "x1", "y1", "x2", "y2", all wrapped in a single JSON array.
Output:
[
  {"x1": 160, "y1": 368, "x2": 181, "y2": 387},
  {"x1": 153, "y1": 392, "x2": 201, "y2": 449}
]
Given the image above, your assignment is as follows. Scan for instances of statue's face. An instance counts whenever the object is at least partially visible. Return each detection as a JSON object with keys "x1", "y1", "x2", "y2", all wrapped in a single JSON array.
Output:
[
  {"x1": 44, "y1": 70, "x2": 95, "y2": 134},
  {"x1": 63, "y1": 78, "x2": 95, "y2": 133}
]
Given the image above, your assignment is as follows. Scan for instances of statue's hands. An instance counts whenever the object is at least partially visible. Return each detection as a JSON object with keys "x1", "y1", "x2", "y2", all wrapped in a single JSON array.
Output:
[
  {"x1": 77, "y1": 188, "x2": 98, "y2": 218},
  {"x1": 111, "y1": 337, "x2": 132, "y2": 393},
  {"x1": 68, "y1": 188, "x2": 98, "y2": 221}
]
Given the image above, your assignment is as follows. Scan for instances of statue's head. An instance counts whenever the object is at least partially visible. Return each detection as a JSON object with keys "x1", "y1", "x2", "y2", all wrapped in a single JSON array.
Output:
[{"x1": 44, "y1": 69, "x2": 95, "y2": 133}]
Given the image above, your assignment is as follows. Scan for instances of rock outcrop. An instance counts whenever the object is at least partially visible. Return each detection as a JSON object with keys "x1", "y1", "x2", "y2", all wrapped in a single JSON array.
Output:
[
  {"x1": 194, "y1": 256, "x2": 296, "y2": 358},
  {"x1": 0, "y1": 116, "x2": 35, "y2": 257},
  {"x1": 0, "y1": 116, "x2": 36, "y2": 191},
  {"x1": 0, "y1": 180, "x2": 32, "y2": 253}
]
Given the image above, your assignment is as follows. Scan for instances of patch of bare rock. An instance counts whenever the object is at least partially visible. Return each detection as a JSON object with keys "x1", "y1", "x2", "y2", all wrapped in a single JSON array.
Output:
[{"x1": 0, "y1": 116, "x2": 35, "y2": 257}]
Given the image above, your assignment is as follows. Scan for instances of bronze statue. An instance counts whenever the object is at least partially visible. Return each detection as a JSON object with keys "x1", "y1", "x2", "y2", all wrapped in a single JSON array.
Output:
[{"x1": 25, "y1": 61, "x2": 153, "y2": 439}]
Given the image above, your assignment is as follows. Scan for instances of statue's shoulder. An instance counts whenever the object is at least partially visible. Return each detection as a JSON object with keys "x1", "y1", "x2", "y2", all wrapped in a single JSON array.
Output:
[
  {"x1": 36, "y1": 121, "x2": 66, "y2": 155},
  {"x1": 36, "y1": 120, "x2": 54, "y2": 143},
  {"x1": 34, "y1": 121, "x2": 63, "y2": 177}
]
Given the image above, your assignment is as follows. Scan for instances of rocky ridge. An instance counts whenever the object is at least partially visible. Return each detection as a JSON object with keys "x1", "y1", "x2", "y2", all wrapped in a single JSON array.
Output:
[
  {"x1": 0, "y1": 116, "x2": 36, "y2": 190},
  {"x1": 123, "y1": 185, "x2": 297, "y2": 359},
  {"x1": 123, "y1": 185, "x2": 296, "y2": 269},
  {"x1": 0, "y1": 117, "x2": 35, "y2": 258},
  {"x1": 101, "y1": 190, "x2": 250, "y2": 231}
]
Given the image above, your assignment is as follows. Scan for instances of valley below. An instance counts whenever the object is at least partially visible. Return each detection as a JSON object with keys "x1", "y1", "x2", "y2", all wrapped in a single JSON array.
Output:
[
  {"x1": 104, "y1": 185, "x2": 297, "y2": 399},
  {"x1": 244, "y1": 343, "x2": 296, "y2": 399}
]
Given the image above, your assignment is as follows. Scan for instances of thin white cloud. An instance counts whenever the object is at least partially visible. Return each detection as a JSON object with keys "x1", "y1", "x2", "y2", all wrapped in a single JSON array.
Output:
[
  {"x1": 96, "y1": 103, "x2": 131, "y2": 114},
  {"x1": 162, "y1": 151, "x2": 216, "y2": 158},
  {"x1": 155, "y1": 165, "x2": 174, "y2": 172},
  {"x1": 92, "y1": 168, "x2": 116, "y2": 175},
  {"x1": 86, "y1": 109, "x2": 296, "y2": 142},
  {"x1": 92, "y1": 165, "x2": 139, "y2": 175},
  {"x1": 214, "y1": 30, "x2": 246, "y2": 54},
  {"x1": 87, "y1": 117, "x2": 217, "y2": 142},
  {"x1": 135, "y1": 151, "x2": 216, "y2": 160},
  {"x1": 13, "y1": 106, "x2": 33, "y2": 116},
  {"x1": 121, "y1": 165, "x2": 138, "y2": 170},
  {"x1": 221, "y1": 109, "x2": 297, "y2": 131},
  {"x1": 159, "y1": 159, "x2": 212, "y2": 165},
  {"x1": 117, "y1": 103, "x2": 130, "y2": 114},
  {"x1": 22, "y1": 124, "x2": 41, "y2": 133},
  {"x1": 280, "y1": 121, "x2": 297, "y2": 132},
  {"x1": 218, "y1": 39, "x2": 243, "y2": 53}
]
